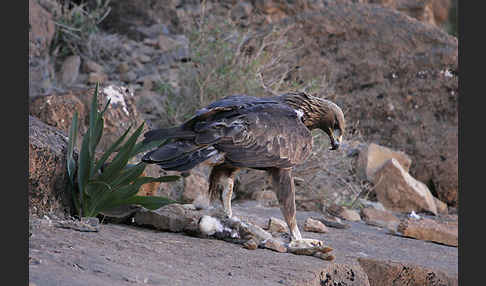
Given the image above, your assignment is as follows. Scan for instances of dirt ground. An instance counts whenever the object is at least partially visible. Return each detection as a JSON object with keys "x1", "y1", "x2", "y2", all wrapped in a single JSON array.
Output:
[{"x1": 29, "y1": 202, "x2": 457, "y2": 286}]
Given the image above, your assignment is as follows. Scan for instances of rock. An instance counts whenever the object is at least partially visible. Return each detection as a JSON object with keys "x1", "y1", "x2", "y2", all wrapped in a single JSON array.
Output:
[
  {"x1": 55, "y1": 217, "x2": 99, "y2": 232},
  {"x1": 134, "y1": 204, "x2": 199, "y2": 233},
  {"x1": 357, "y1": 143, "x2": 412, "y2": 182},
  {"x1": 397, "y1": 217, "x2": 458, "y2": 246},
  {"x1": 29, "y1": 0, "x2": 55, "y2": 57},
  {"x1": 434, "y1": 197, "x2": 449, "y2": 215},
  {"x1": 181, "y1": 171, "x2": 210, "y2": 205},
  {"x1": 156, "y1": 34, "x2": 181, "y2": 52},
  {"x1": 395, "y1": 0, "x2": 438, "y2": 26},
  {"x1": 83, "y1": 60, "x2": 104, "y2": 74},
  {"x1": 360, "y1": 207, "x2": 401, "y2": 231},
  {"x1": 358, "y1": 199, "x2": 386, "y2": 211},
  {"x1": 136, "y1": 170, "x2": 161, "y2": 197},
  {"x1": 100, "y1": 1, "x2": 182, "y2": 41},
  {"x1": 29, "y1": 93, "x2": 86, "y2": 137},
  {"x1": 267, "y1": 217, "x2": 288, "y2": 233},
  {"x1": 319, "y1": 263, "x2": 370, "y2": 285},
  {"x1": 154, "y1": 35, "x2": 191, "y2": 65},
  {"x1": 242, "y1": 238, "x2": 258, "y2": 250},
  {"x1": 117, "y1": 62, "x2": 130, "y2": 74},
  {"x1": 358, "y1": 257, "x2": 458, "y2": 286},
  {"x1": 29, "y1": 116, "x2": 72, "y2": 217},
  {"x1": 29, "y1": 0, "x2": 56, "y2": 97},
  {"x1": 138, "y1": 54, "x2": 151, "y2": 63},
  {"x1": 373, "y1": 159, "x2": 438, "y2": 215},
  {"x1": 30, "y1": 84, "x2": 145, "y2": 156},
  {"x1": 230, "y1": 1, "x2": 253, "y2": 21},
  {"x1": 261, "y1": 238, "x2": 287, "y2": 253},
  {"x1": 59, "y1": 55, "x2": 81, "y2": 86},
  {"x1": 88, "y1": 84, "x2": 146, "y2": 153},
  {"x1": 303, "y1": 217, "x2": 329, "y2": 233},
  {"x1": 87, "y1": 72, "x2": 108, "y2": 84},
  {"x1": 326, "y1": 204, "x2": 361, "y2": 221},
  {"x1": 120, "y1": 71, "x2": 137, "y2": 83},
  {"x1": 312, "y1": 214, "x2": 350, "y2": 229},
  {"x1": 250, "y1": 190, "x2": 278, "y2": 205},
  {"x1": 245, "y1": 223, "x2": 273, "y2": 242},
  {"x1": 431, "y1": 0, "x2": 452, "y2": 26}
]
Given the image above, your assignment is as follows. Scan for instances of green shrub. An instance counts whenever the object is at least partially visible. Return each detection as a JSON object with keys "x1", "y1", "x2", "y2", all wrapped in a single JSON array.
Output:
[
  {"x1": 51, "y1": 0, "x2": 111, "y2": 58},
  {"x1": 66, "y1": 83, "x2": 179, "y2": 218}
]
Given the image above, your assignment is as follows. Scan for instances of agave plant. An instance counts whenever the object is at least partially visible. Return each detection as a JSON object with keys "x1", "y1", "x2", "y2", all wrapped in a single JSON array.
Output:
[{"x1": 66, "y1": 83, "x2": 179, "y2": 218}]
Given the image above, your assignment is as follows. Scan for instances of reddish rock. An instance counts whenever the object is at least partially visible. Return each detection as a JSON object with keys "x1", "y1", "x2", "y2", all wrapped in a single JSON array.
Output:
[
  {"x1": 395, "y1": 0, "x2": 438, "y2": 26},
  {"x1": 397, "y1": 217, "x2": 458, "y2": 246},
  {"x1": 136, "y1": 170, "x2": 161, "y2": 197},
  {"x1": 59, "y1": 55, "x2": 81, "y2": 86},
  {"x1": 357, "y1": 143, "x2": 412, "y2": 182},
  {"x1": 303, "y1": 217, "x2": 329, "y2": 233},
  {"x1": 262, "y1": 238, "x2": 287, "y2": 253},
  {"x1": 326, "y1": 204, "x2": 361, "y2": 222},
  {"x1": 360, "y1": 207, "x2": 401, "y2": 231},
  {"x1": 373, "y1": 159, "x2": 438, "y2": 215},
  {"x1": 82, "y1": 60, "x2": 104, "y2": 74},
  {"x1": 358, "y1": 257, "x2": 458, "y2": 286},
  {"x1": 243, "y1": 239, "x2": 258, "y2": 250},
  {"x1": 29, "y1": 85, "x2": 146, "y2": 155},
  {"x1": 29, "y1": 93, "x2": 86, "y2": 137},
  {"x1": 29, "y1": 0, "x2": 55, "y2": 57},
  {"x1": 433, "y1": 197, "x2": 449, "y2": 215},
  {"x1": 29, "y1": 116, "x2": 73, "y2": 217},
  {"x1": 267, "y1": 217, "x2": 288, "y2": 233},
  {"x1": 29, "y1": 0, "x2": 56, "y2": 97}
]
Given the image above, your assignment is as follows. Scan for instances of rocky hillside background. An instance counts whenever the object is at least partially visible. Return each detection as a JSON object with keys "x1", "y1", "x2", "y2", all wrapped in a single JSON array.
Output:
[{"x1": 29, "y1": 0, "x2": 458, "y2": 217}]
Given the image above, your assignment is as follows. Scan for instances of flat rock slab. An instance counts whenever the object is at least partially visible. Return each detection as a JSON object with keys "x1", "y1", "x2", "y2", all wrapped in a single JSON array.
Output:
[{"x1": 29, "y1": 202, "x2": 457, "y2": 285}]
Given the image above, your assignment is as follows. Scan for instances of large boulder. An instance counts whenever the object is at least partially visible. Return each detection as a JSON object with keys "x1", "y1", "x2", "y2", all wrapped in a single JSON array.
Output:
[
  {"x1": 29, "y1": 93, "x2": 87, "y2": 139},
  {"x1": 29, "y1": 116, "x2": 72, "y2": 217},
  {"x1": 357, "y1": 143, "x2": 412, "y2": 182},
  {"x1": 373, "y1": 158, "x2": 438, "y2": 215}
]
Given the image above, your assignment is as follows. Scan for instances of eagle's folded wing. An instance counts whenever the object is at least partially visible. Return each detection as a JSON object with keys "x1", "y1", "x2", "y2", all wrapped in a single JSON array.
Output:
[{"x1": 214, "y1": 104, "x2": 313, "y2": 169}]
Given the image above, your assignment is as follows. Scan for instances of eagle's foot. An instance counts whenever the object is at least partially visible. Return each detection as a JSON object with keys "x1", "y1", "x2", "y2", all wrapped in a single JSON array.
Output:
[{"x1": 287, "y1": 239, "x2": 334, "y2": 261}]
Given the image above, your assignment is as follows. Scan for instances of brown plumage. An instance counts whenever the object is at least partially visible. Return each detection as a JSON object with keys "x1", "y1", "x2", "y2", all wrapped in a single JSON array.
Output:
[{"x1": 142, "y1": 92, "x2": 345, "y2": 242}]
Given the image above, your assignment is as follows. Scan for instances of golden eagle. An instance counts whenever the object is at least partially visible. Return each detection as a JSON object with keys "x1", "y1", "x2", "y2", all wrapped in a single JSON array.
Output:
[{"x1": 142, "y1": 92, "x2": 345, "y2": 244}]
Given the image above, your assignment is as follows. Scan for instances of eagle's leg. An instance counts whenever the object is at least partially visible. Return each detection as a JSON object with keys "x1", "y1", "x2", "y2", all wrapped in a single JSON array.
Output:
[
  {"x1": 270, "y1": 167, "x2": 334, "y2": 257},
  {"x1": 269, "y1": 167, "x2": 302, "y2": 241},
  {"x1": 209, "y1": 165, "x2": 240, "y2": 218}
]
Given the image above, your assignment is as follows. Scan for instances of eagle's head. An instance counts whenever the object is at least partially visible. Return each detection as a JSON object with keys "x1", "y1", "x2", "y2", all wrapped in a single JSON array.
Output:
[
  {"x1": 312, "y1": 98, "x2": 345, "y2": 150},
  {"x1": 282, "y1": 92, "x2": 345, "y2": 150}
]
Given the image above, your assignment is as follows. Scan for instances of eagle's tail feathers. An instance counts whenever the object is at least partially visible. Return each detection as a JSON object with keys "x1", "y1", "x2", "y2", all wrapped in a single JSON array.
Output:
[
  {"x1": 142, "y1": 143, "x2": 218, "y2": 171},
  {"x1": 142, "y1": 127, "x2": 195, "y2": 144}
]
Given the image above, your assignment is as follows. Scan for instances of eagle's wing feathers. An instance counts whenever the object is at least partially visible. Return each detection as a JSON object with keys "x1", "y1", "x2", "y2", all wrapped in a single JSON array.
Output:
[
  {"x1": 215, "y1": 104, "x2": 313, "y2": 168},
  {"x1": 143, "y1": 95, "x2": 313, "y2": 171}
]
